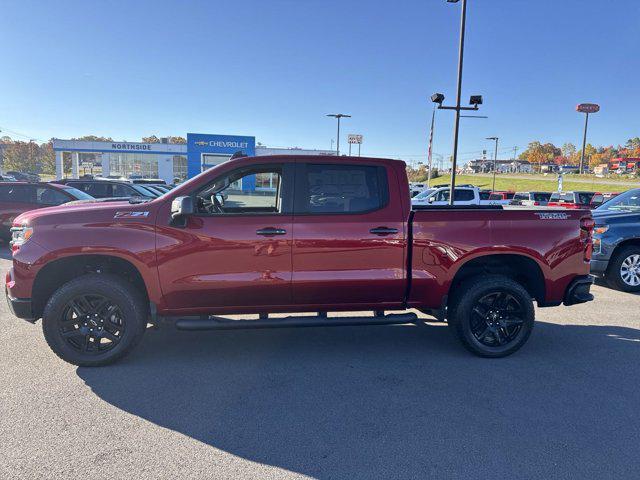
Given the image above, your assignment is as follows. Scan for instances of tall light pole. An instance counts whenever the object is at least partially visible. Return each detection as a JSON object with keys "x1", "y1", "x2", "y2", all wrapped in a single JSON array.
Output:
[
  {"x1": 326, "y1": 114, "x2": 351, "y2": 156},
  {"x1": 486, "y1": 136, "x2": 499, "y2": 191},
  {"x1": 427, "y1": 104, "x2": 436, "y2": 187},
  {"x1": 431, "y1": 0, "x2": 483, "y2": 205},
  {"x1": 576, "y1": 103, "x2": 600, "y2": 174}
]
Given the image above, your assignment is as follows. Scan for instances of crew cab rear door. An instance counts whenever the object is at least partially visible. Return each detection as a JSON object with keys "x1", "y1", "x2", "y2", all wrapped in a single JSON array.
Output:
[{"x1": 291, "y1": 161, "x2": 406, "y2": 307}]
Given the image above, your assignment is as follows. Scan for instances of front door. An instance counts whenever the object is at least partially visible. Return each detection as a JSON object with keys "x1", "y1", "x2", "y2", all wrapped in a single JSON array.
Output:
[
  {"x1": 156, "y1": 163, "x2": 294, "y2": 312},
  {"x1": 291, "y1": 162, "x2": 406, "y2": 308}
]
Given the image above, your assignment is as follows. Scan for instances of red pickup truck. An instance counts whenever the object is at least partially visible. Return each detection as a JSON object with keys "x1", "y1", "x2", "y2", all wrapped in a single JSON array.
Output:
[{"x1": 6, "y1": 155, "x2": 594, "y2": 366}]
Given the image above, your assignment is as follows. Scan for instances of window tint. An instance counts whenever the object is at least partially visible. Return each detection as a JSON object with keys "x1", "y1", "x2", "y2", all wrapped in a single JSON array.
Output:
[
  {"x1": 550, "y1": 192, "x2": 561, "y2": 201},
  {"x1": 303, "y1": 164, "x2": 385, "y2": 213},
  {"x1": 83, "y1": 182, "x2": 113, "y2": 198},
  {"x1": 577, "y1": 192, "x2": 595, "y2": 204},
  {"x1": 591, "y1": 194, "x2": 604, "y2": 205},
  {"x1": 0, "y1": 185, "x2": 33, "y2": 203},
  {"x1": 196, "y1": 166, "x2": 283, "y2": 215},
  {"x1": 488, "y1": 193, "x2": 503, "y2": 201},
  {"x1": 533, "y1": 192, "x2": 551, "y2": 202},
  {"x1": 513, "y1": 193, "x2": 529, "y2": 201},
  {"x1": 561, "y1": 192, "x2": 575, "y2": 202},
  {"x1": 113, "y1": 184, "x2": 134, "y2": 197},
  {"x1": 36, "y1": 187, "x2": 70, "y2": 206},
  {"x1": 455, "y1": 189, "x2": 475, "y2": 201},
  {"x1": 479, "y1": 191, "x2": 491, "y2": 200}
]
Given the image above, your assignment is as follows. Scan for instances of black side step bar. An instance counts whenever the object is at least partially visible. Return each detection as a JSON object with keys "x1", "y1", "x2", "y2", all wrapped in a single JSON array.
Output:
[{"x1": 175, "y1": 312, "x2": 419, "y2": 331}]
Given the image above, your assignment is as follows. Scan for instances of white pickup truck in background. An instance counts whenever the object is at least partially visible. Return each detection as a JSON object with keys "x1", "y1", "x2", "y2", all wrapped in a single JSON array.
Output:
[{"x1": 411, "y1": 185, "x2": 506, "y2": 206}]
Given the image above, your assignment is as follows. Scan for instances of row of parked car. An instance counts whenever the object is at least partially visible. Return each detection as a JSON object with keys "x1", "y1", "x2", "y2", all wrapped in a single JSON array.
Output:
[
  {"x1": 0, "y1": 176, "x2": 175, "y2": 240},
  {"x1": 410, "y1": 184, "x2": 618, "y2": 209}
]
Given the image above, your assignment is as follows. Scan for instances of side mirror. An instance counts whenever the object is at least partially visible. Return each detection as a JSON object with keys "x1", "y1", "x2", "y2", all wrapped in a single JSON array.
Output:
[
  {"x1": 428, "y1": 196, "x2": 435, "y2": 203},
  {"x1": 171, "y1": 196, "x2": 194, "y2": 226}
]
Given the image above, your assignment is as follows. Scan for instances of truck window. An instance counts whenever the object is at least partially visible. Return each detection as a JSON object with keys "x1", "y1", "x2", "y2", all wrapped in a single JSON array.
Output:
[
  {"x1": 36, "y1": 187, "x2": 70, "y2": 206},
  {"x1": 513, "y1": 193, "x2": 528, "y2": 201},
  {"x1": 455, "y1": 189, "x2": 475, "y2": 201},
  {"x1": 195, "y1": 165, "x2": 284, "y2": 215},
  {"x1": 299, "y1": 164, "x2": 386, "y2": 213},
  {"x1": 533, "y1": 192, "x2": 551, "y2": 202},
  {"x1": 0, "y1": 185, "x2": 33, "y2": 203}
]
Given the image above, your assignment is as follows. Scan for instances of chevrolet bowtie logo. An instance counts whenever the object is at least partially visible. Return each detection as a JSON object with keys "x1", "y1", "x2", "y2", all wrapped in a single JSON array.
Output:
[{"x1": 194, "y1": 141, "x2": 208, "y2": 146}]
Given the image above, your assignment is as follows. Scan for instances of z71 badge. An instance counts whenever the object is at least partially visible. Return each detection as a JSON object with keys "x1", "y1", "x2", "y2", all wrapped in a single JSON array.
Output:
[
  {"x1": 114, "y1": 211, "x2": 150, "y2": 219},
  {"x1": 536, "y1": 212, "x2": 569, "y2": 220}
]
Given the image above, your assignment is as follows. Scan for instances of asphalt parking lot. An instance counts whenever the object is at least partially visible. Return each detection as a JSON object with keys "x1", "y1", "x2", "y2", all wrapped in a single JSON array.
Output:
[{"x1": 1, "y1": 250, "x2": 639, "y2": 480}]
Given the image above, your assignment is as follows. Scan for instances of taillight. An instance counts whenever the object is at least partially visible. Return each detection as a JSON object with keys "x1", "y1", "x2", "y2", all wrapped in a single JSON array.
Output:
[
  {"x1": 580, "y1": 217, "x2": 595, "y2": 262},
  {"x1": 533, "y1": 201, "x2": 540, "y2": 206}
]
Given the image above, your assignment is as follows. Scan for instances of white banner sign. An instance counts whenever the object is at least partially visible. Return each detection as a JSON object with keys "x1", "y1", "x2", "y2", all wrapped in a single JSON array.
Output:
[{"x1": 348, "y1": 134, "x2": 363, "y2": 144}]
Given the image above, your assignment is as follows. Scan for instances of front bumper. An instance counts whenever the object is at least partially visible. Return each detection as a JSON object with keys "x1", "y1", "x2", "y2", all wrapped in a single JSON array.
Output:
[
  {"x1": 590, "y1": 259, "x2": 609, "y2": 275},
  {"x1": 563, "y1": 275, "x2": 594, "y2": 306},
  {"x1": 5, "y1": 288, "x2": 35, "y2": 322}
]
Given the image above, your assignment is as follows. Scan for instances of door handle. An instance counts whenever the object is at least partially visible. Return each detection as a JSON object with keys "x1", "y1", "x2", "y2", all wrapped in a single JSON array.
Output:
[
  {"x1": 370, "y1": 227, "x2": 398, "y2": 236},
  {"x1": 256, "y1": 227, "x2": 287, "y2": 236}
]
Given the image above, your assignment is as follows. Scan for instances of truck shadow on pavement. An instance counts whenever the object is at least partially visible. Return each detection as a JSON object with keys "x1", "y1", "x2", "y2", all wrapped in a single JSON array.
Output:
[{"x1": 77, "y1": 321, "x2": 640, "y2": 479}]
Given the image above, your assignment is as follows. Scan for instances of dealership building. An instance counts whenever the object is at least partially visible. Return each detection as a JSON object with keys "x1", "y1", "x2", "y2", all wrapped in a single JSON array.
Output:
[{"x1": 52, "y1": 133, "x2": 335, "y2": 187}]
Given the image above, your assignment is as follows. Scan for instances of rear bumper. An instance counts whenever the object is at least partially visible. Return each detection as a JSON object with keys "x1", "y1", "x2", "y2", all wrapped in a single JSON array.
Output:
[
  {"x1": 5, "y1": 288, "x2": 35, "y2": 322},
  {"x1": 563, "y1": 275, "x2": 594, "y2": 306}
]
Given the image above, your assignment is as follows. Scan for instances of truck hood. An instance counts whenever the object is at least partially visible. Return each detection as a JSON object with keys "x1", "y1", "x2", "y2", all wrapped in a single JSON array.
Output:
[
  {"x1": 592, "y1": 209, "x2": 640, "y2": 223},
  {"x1": 13, "y1": 199, "x2": 144, "y2": 226}
]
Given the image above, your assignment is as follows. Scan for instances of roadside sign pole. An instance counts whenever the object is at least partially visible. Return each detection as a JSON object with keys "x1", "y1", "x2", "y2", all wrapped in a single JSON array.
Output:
[
  {"x1": 349, "y1": 143, "x2": 352, "y2": 156},
  {"x1": 358, "y1": 143, "x2": 361, "y2": 157},
  {"x1": 579, "y1": 112, "x2": 589, "y2": 175}
]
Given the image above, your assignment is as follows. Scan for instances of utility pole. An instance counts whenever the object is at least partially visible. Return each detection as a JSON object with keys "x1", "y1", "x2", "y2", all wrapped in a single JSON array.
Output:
[
  {"x1": 513, "y1": 146, "x2": 518, "y2": 160},
  {"x1": 326, "y1": 113, "x2": 351, "y2": 156},
  {"x1": 486, "y1": 137, "x2": 499, "y2": 191}
]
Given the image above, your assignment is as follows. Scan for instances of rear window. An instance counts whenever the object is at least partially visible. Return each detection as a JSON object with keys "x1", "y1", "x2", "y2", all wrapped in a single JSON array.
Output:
[
  {"x1": 455, "y1": 189, "x2": 475, "y2": 201},
  {"x1": 300, "y1": 164, "x2": 386, "y2": 213},
  {"x1": 549, "y1": 192, "x2": 561, "y2": 201},
  {"x1": 577, "y1": 192, "x2": 595, "y2": 204},
  {"x1": 513, "y1": 193, "x2": 529, "y2": 201},
  {"x1": 488, "y1": 193, "x2": 503, "y2": 200},
  {"x1": 533, "y1": 192, "x2": 551, "y2": 202},
  {"x1": 479, "y1": 191, "x2": 491, "y2": 200}
]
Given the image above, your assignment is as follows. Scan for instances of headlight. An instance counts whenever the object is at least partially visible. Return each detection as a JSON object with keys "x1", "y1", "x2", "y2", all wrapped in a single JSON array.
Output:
[
  {"x1": 10, "y1": 225, "x2": 34, "y2": 250},
  {"x1": 594, "y1": 225, "x2": 609, "y2": 235}
]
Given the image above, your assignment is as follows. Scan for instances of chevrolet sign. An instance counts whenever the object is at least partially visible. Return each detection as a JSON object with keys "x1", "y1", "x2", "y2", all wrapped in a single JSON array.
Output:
[{"x1": 576, "y1": 103, "x2": 600, "y2": 114}]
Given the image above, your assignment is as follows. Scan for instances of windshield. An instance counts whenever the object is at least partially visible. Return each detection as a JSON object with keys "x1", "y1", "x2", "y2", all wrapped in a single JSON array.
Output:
[
  {"x1": 596, "y1": 189, "x2": 640, "y2": 212},
  {"x1": 131, "y1": 184, "x2": 160, "y2": 198},
  {"x1": 413, "y1": 188, "x2": 435, "y2": 200},
  {"x1": 62, "y1": 186, "x2": 94, "y2": 200}
]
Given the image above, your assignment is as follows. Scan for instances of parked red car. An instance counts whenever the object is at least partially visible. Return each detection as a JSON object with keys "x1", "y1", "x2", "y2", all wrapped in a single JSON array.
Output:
[
  {"x1": 547, "y1": 191, "x2": 602, "y2": 209},
  {"x1": 7, "y1": 156, "x2": 594, "y2": 366},
  {"x1": 0, "y1": 182, "x2": 93, "y2": 240}
]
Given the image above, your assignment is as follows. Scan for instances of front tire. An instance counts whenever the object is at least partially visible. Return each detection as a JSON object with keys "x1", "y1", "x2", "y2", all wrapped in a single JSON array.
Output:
[
  {"x1": 605, "y1": 246, "x2": 640, "y2": 292},
  {"x1": 448, "y1": 275, "x2": 535, "y2": 358},
  {"x1": 42, "y1": 274, "x2": 147, "y2": 366}
]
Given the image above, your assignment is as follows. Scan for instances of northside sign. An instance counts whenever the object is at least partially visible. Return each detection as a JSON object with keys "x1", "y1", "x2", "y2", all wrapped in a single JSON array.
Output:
[
  {"x1": 111, "y1": 143, "x2": 153, "y2": 151},
  {"x1": 576, "y1": 103, "x2": 600, "y2": 114}
]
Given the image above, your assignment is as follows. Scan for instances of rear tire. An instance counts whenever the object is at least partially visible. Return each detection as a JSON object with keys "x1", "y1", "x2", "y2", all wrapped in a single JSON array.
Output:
[
  {"x1": 42, "y1": 274, "x2": 147, "y2": 367},
  {"x1": 448, "y1": 275, "x2": 535, "y2": 358},
  {"x1": 605, "y1": 246, "x2": 640, "y2": 292}
]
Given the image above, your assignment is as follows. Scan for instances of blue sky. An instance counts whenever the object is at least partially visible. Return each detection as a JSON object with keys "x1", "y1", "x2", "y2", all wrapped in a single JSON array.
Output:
[{"x1": 1, "y1": 0, "x2": 638, "y2": 166}]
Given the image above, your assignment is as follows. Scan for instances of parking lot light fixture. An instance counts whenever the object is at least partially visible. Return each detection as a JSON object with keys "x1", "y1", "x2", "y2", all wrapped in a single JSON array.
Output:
[{"x1": 326, "y1": 114, "x2": 351, "y2": 156}]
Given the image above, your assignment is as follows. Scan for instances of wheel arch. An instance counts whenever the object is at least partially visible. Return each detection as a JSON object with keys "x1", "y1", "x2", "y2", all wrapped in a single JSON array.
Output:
[
  {"x1": 448, "y1": 253, "x2": 546, "y2": 305},
  {"x1": 32, "y1": 254, "x2": 150, "y2": 319}
]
